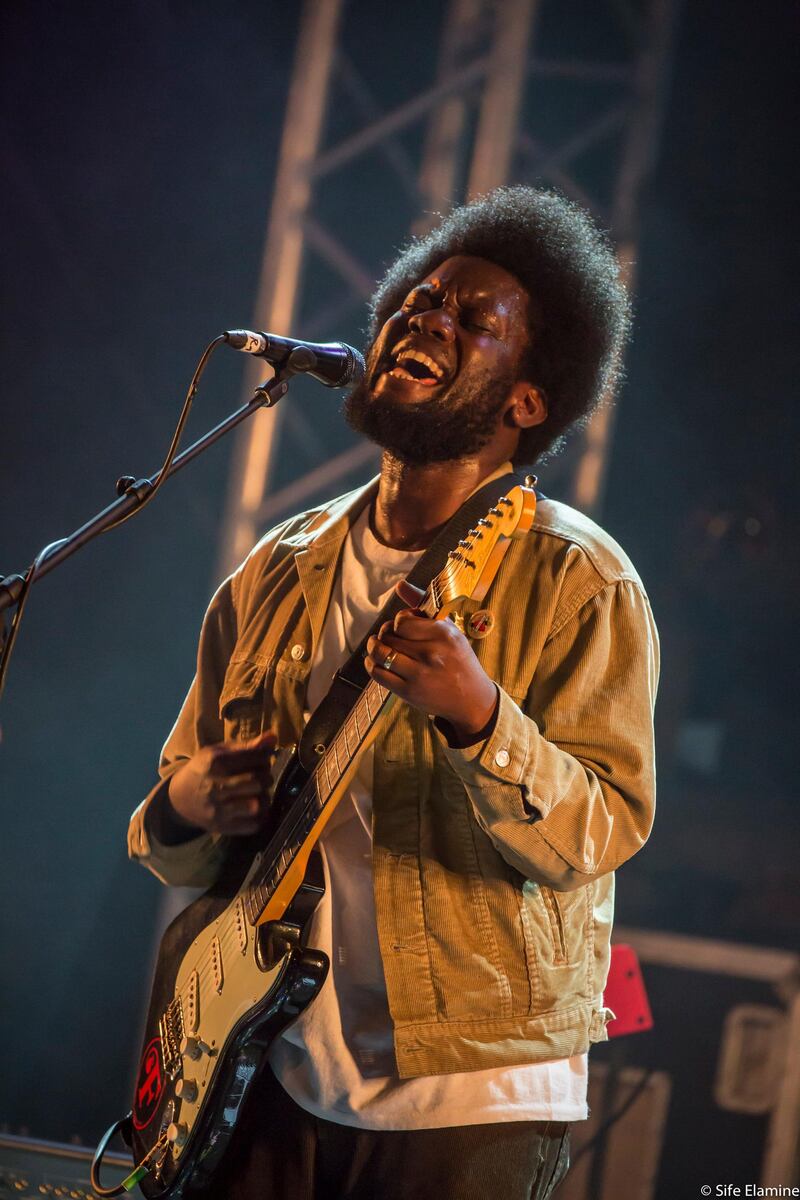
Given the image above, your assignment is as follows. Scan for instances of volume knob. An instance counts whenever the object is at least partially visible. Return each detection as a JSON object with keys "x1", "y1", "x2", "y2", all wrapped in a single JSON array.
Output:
[
  {"x1": 175, "y1": 1077, "x2": 198, "y2": 1103},
  {"x1": 180, "y1": 1036, "x2": 205, "y2": 1061},
  {"x1": 166, "y1": 1121, "x2": 188, "y2": 1148}
]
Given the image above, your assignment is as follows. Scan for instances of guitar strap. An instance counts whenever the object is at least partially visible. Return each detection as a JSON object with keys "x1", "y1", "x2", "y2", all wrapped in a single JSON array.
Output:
[{"x1": 297, "y1": 468, "x2": 531, "y2": 770}]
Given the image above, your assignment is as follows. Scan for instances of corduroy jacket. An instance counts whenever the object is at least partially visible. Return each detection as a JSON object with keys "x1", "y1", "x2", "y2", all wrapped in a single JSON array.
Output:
[{"x1": 128, "y1": 472, "x2": 659, "y2": 1078}]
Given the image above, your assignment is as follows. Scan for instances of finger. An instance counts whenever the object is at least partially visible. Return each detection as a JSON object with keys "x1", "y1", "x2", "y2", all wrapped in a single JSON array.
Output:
[
  {"x1": 221, "y1": 731, "x2": 277, "y2": 758},
  {"x1": 214, "y1": 797, "x2": 272, "y2": 834},
  {"x1": 392, "y1": 610, "x2": 443, "y2": 640},
  {"x1": 366, "y1": 632, "x2": 424, "y2": 665},
  {"x1": 364, "y1": 651, "x2": 414, "y2": 683},
  {"x1": 216, "y1": 815, "x2": 263, "y2": 836},
  {"x1": 211, "y1": 735, "x2": 277, "y2": 773},
  {"x1": 395, "y1": 579, "x2": 426, "y2": 607},
  {"x1": 213, "y1": 795, "x2": 266, "y2": 821},
  {"x1": 367, "y1": 642, "x2": 411, "y2": 676},
  {"x1": 206, "y1": 772, "x2": 271, "y2": 800},
  {"x1": 364, "y1": 658, "x2": 417, "y2": 708}
]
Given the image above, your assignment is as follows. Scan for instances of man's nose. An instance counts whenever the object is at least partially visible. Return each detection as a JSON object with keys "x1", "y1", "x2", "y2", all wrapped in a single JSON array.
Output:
[{"x1": 408, "y1": 305, "x2": 455, "y2": 343}]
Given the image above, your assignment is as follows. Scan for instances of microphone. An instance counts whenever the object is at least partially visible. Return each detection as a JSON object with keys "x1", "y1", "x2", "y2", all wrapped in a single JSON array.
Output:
[{"x1": 224, "y1": 329, "x2": 365, "y2": 388}]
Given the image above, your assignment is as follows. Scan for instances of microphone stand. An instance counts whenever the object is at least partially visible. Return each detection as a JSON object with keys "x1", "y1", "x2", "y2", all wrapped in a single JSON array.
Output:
[{"x1": 0, "y1": 368, "x2": 291, "y2": 679}]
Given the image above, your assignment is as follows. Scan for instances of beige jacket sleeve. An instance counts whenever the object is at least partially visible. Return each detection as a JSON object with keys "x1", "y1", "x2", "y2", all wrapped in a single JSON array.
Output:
[
  {"x1": 126, "y1": 574, "x2": 238, "y2": 888},
  {"x1": 439, "y1": 578, "x2": 659, "y2": 891}
]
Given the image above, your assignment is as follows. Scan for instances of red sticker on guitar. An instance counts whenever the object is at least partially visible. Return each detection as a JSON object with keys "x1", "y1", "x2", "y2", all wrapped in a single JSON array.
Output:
[{"x1": 133, "y1": 1037, "x2": 165, "y2": 1130}]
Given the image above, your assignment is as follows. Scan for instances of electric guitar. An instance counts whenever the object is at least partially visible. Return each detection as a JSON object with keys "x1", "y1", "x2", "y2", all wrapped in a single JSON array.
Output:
[{"x1": 92, "y1": 483, "x2": 536, "y2": 1198}]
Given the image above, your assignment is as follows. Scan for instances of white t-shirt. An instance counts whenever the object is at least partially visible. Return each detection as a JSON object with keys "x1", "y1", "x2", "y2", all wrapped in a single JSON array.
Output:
[{"x1": 268, "y1": 503, "x2": 588, "y2": 1129}]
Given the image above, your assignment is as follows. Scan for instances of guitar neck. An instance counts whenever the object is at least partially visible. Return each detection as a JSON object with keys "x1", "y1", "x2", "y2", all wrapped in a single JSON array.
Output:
[{"x1": 243, "y1": 674, "x2": 393, "y2": 925}]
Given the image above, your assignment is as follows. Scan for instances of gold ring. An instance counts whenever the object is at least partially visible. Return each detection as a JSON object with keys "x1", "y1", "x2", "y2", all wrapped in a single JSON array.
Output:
[{"x1": 382, "y1": 650, "x2": 398, "y2": 672}]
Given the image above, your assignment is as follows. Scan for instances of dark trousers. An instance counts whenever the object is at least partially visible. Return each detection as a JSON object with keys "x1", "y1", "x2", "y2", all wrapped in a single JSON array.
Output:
[{"x1": 203, "y1": 1064, "x2": 571, "y2": 1199}]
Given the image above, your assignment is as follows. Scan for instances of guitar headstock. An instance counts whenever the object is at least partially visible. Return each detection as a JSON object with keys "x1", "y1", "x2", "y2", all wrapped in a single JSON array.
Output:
[{"x1": 424, "y1": 484, "x2": 537, "y2": 615}]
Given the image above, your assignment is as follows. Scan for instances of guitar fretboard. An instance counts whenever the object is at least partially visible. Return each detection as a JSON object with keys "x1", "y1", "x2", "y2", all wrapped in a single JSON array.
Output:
[{"x1": 243, "y1": 676, "x2": 390, "y2": 925}]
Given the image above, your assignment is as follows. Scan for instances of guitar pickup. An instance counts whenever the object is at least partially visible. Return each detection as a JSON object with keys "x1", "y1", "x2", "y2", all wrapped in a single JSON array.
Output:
[
  {"x1": 210, "y1": 936, "x2": 224, "y2": 994},
  {"x1": 183, "y1": 970, "x2": 199, "y2": 1034}
]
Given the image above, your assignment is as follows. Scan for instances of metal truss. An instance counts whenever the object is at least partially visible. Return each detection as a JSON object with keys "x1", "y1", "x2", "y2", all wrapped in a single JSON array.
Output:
[{"x1": 216, "y1": 0, "x2": 679, "y2": 578}]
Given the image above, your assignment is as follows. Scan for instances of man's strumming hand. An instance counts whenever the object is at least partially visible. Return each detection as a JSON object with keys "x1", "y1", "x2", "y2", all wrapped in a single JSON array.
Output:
[
  {"x1": 365, "y1": 579, "x2": 499, "y2": 744},
  {"x1": 166, "y1": 731, "x2": 277, "y2": 836}
]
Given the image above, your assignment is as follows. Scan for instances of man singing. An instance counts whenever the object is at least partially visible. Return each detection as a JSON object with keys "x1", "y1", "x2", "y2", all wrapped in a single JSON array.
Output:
[{"x1": 128, "y1": 186, "x2": 658, "y2": 1199}]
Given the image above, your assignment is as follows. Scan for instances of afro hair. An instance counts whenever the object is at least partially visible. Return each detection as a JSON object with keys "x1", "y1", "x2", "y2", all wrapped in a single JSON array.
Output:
[{"x1": 368, "y1": 186, "x2": 632, "y2": 465}]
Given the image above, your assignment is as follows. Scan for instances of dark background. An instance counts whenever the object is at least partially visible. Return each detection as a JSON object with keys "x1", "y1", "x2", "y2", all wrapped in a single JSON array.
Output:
[{"x1": 1, "y1": 0, "x2": 797, "y2": 1150}]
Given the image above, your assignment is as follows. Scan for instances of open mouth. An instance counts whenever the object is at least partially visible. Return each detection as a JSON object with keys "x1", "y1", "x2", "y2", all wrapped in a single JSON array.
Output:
[{"x1": 382, "y1": 347, "x2": 446, "y2": 388}]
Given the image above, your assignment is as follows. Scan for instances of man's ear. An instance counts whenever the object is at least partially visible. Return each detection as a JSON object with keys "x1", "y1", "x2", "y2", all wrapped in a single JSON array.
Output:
[{"x1": 505, "y1": 380, "x2": 548, "y2": 430}]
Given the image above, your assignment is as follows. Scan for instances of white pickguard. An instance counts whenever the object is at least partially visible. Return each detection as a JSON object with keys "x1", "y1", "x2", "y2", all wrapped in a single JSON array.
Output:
[{"x1": 167, "y1": 856, "x2": 288, "y2": 1156}]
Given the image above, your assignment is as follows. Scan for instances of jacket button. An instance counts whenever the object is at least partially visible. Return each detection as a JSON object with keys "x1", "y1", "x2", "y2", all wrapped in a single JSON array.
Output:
[
  {"x1": 290, "y1": 644, "x2": 306, "y2": 662},
  {"x1": 494, "y1": 748, "x2": 510, "y2": 768}
]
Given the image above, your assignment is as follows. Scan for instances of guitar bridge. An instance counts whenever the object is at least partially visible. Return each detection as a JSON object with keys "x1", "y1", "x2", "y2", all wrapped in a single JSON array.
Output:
[{"x1": 159, "y1": 996, "x2": 184, "y2": 1075}]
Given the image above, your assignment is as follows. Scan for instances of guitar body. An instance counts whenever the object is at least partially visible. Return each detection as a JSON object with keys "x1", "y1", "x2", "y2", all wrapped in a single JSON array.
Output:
[{"x1": 128, "y1": 751, "x2": 328, "y2": 1199}]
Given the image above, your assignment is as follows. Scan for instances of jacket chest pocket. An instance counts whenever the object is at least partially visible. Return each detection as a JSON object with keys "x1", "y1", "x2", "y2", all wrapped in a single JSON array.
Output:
[{"x1": 219, "y1": 657, "x2": 270, "y2": 742}]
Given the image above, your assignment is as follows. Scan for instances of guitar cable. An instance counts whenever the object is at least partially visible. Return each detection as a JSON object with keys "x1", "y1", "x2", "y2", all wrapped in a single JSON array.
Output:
[{"x1": 90, "y1": 1111, "x2": 151, "y2": 1197}]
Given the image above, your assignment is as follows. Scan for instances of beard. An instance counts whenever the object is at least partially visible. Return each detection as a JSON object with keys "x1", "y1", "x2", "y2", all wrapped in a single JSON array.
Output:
[{"x1": 343, "y1": 351, "x2": 517, "y2": 466}]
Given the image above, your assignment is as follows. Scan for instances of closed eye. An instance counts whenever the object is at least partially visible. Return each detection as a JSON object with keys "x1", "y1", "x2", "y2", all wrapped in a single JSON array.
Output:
[{"x1": 402, "y1": 287, "x2": 434, "y2": 314}]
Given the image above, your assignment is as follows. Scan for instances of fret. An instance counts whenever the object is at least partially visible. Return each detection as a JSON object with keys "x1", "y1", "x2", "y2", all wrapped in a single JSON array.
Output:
[
  {"x1": 331, "y1": 737, "x2": 342, "y2": 779},
  {"x1": 334, "y1": 731, "x2": 348, "y2": 775},
  {"x1": 316, "y1": 756, "x2": 332, "y2": 802},
  {"x1": 247, "y1": 886, "x2": 261, "y2": 925},
  {"x1": 321, "y1": 750, "x2": 333, "y2": 793},
  {"x1": 342, "y1": 713, "x2": 354, "y2": 758}
]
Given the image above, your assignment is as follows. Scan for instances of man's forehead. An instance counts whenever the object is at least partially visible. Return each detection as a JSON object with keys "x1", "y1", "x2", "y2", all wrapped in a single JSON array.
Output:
[{"x1": 416, "y1": 254, "x2": 528, "y2": 302}]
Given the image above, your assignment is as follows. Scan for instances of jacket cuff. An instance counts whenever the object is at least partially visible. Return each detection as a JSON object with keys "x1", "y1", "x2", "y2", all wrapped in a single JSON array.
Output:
[
  {"x1": 435, "y1": 685, "x2": 548, "y2": 817},
  {"x1": 432, "y1": 685, "x2": 500, "y2": 750},
  {"x1": 128, "y1": 777, "x2": 227, "y2": 888}
]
